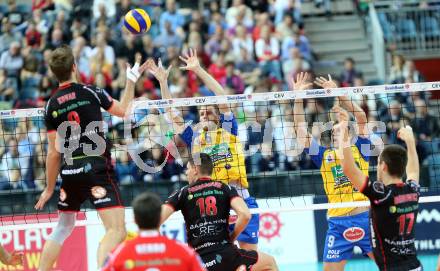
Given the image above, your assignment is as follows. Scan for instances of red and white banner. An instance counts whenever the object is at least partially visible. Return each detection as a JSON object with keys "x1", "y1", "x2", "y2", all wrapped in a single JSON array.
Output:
[{"x1": 0, "y1": 213, "x2": 87, "y2": 271}]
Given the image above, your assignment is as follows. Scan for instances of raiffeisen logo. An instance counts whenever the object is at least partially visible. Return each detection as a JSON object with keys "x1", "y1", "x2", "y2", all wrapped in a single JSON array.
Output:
[
  {"x1": 385, "y1": 85, "x2": 405, "y2": 91},
  {"x1": 305, "y1": 90, "x2": 326, "y2": 96},
  {"x1": 227, "y1": 95, "x2": 247, "y2": 101}
]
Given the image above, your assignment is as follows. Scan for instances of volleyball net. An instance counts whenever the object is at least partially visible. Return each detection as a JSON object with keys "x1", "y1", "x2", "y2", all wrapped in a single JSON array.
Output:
[{"x1": 0, "y1": 81, "x2": 440, "y2": 229}]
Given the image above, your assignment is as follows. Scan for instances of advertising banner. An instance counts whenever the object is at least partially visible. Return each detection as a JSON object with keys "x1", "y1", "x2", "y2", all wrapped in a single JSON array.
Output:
[{"x1": 0, "y1": 213, "x2": 87, "y2": 271}]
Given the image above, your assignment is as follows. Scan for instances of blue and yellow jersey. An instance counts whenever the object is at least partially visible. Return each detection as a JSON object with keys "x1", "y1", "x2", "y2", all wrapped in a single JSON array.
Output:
[
  {"x1": 179, "y1": 113, "x2": 248, "y2": 188},
  {"x1": 305, "y1": 137, "x2": 371, "y2": 217}
]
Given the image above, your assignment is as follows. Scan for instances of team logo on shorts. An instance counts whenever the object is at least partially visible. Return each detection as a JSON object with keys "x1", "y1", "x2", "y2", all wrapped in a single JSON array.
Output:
[
  {"x1": 343, "y1": 227, "x2": 365, "y2": 242},
  {"x1": 59, "y1": 188, "x2": 67, "y2": 201},
  {"x1": 91, "y1": 186, "x2": 107, "y2": 199}
]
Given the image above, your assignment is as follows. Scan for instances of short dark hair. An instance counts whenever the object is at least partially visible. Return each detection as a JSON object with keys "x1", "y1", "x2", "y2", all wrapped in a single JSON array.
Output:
[
  {"x1": 379, "y1": 145, "x2": 408, "y2": 178},
  {"x1": 345, "y1": 57, "x2": 355, "y2": 64},
  {"x1": 188, "y1": 153, "x2": 214, "y2": 175},
  {"x1": 132, "y1": 192, "x2": 162, "y2": 230},
  {"x1": 49, "y1": 45, "x2": 74, "y2": 82}
]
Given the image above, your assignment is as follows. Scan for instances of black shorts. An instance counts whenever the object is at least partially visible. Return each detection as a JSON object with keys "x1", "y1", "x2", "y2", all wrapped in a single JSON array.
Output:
[
  {"x1": 58, "y1": 156, "x2": 123, "y2": 212},
  {"x1": 200, "y1": 245, "x2": 258, "y2": 271}
]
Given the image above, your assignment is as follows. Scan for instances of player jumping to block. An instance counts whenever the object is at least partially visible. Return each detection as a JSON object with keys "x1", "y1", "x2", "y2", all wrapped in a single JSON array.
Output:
[
  {"x1": 161, "y1": 153, "x2": 277, "y2": 271},
  {"x1": 35, "y1": 45, "x2": 149, "y2": 270},
  {"x1": 338, "y1": 107, "x2": 422, "y2": 271},
  {"x1": 292, "y1": 73, "x2": 373, "y2": 271},
  {"x1": 147, "y1": 49, "x2": 259, "y2": 251}
]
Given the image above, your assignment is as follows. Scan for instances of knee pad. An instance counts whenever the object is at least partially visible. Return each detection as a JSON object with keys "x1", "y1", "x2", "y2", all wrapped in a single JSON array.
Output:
[{"x1": 48, "y1": 213, "x2": 76, "y2": 245}]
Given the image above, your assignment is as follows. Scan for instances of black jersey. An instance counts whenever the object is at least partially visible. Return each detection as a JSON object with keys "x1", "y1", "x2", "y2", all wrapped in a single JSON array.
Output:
[
  {"x1": 165, "y1": 178, "x2": 240, "y2": 255},
  {"x1": 44, "y1": 83, "x2": 114, "y2": 159},
  {"x1": 361, "y1": 177, "x2": 422, "y2": 271}
]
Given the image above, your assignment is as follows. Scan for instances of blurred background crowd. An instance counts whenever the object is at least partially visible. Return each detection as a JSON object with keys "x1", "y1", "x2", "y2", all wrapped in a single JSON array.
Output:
[{"x1": 0, "y1": 0, "x2": 439, "y2": 192}]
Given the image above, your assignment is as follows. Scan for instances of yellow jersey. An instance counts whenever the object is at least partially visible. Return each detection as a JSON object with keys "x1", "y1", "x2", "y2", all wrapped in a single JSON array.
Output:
[
  {"x1": 306, "y1": 137, "x2": 370, "y2": 217},
  {"x1": 179, "y1": 113, "x2": 248, "y2": 188}
]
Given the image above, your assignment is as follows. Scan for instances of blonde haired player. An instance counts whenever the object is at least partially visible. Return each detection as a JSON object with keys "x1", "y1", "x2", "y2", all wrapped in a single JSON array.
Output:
[{"x1": 292, "y1": 73, "x2": 373, "y2": 271}]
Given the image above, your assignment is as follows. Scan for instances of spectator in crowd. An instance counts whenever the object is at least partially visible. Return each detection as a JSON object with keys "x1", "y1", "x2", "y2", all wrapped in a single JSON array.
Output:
[
  {"x1": 0, "y1": 18, "x2": 23, "y2": 53},
  {"x1": 0, "y1": 69, "x2": 16, "y2": 101},
  {"x1": 389, "y1": 54, "x2": 406, "y2": 83},
  {"x1": 221, "y1": 61, "x2": 245, "y2": 94},
  {"x1": 225, "y1": 0, "x2": 254, "y2": 30},
  {"x1": 340, "y1": 57, "x2": 362, "y2": 87},
  {"x1": 282, "y1": 31, "x2": 312, "y2": 61},
  {"x1": 115, "y1": 150, "x2": 138, "y2": 185},
  {"x1": 276, "y1": 13, "x2": 296, "y2": 41},
  {"x1": 236, "y1": 47, "x2": 261, "y2": 86},
  {"x1": 405, "y1": 60, "x2": 424, "y2": 83},
  {"x1": 5, "y1": 0, "x2": 25, "y2": 27},
  {"x1": 154, "y1": 20, "x2": 183, "y2": 51},
  {"x1": 159, "y1": 0, "x2": 185, "y2": 34},
  {"x1": 0, "y1": 42, "x2": 23, "y2": 79},
  {"x1": 255, "y1": 25, "x2": 282, "y2": 80},
  {"x1": 231, "y1": 24, "x2": 253, "y2": 62},
  {"x1": 208, "y1": 51, "x2": 227, "y2": 82},
  {"x1": 93, "y1": 0, "x2": 116, "y2": 21},
  {"x1": 282, "y1": 47, "x2": 311, "y2": 81},
  {"x1": 46, "y1": 27, "x2": 64, "y2": 50},
  {"x1": 411, "y1": 99, "x2": 440, "y2": 155},
  {"x1": 272, "y1": 0, "x2": 302, "y2": 26},
  {"x1": 208, "y1": 12, "x2": 227, "y2": 36},
  {"x1": 91, "y1": 33, "x2": 115, "y2": 66}
]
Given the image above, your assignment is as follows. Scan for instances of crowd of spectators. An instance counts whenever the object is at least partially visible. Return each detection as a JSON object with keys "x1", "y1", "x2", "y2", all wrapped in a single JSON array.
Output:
[{"x1": 0, "y1": 0, "x2": 438, "y2": 192}]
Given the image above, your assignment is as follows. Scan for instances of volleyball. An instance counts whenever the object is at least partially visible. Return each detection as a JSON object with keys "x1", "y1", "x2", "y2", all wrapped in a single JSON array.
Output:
[{"x1": 123, "y1": 8, "x2": 151, "y2": 35}]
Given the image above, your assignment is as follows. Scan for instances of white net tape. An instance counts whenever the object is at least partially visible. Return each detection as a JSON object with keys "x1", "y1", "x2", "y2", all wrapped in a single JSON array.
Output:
[{"x1": 0, "y1": 81, "x2": 439, "y2": 118}]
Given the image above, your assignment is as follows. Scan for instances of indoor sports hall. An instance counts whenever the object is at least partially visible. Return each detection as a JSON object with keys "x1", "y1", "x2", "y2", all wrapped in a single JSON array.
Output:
[{"x1": 0, "y1": 0, "x2": 439, "y2": 270}]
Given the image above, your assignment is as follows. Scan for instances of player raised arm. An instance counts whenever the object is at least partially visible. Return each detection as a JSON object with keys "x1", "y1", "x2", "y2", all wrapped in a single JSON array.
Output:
[
  {"x1": 397, "y1": 126, "x2": 419, "y2": 183},
  {"x1": 336, "y1": 106, "x2": 367, "y2": 191},
  {"x1": 107, "y1": 53, "x2": 150, "y2": 118},
  {"x1": 179, "y1": 48, "x2": 229, "y2": 114},
  {"x1": 315, "y1": 75, "x2": 368, "y2": 137},
  {"x1": 147, "y1": 58, "x2": 185, "y2": 131},
  {"x1": 291, "y1": 72, "x2": 313, "y2": 148},
  {"x1": 230, "y1": 197, "x2": 252, "y2": 242}
]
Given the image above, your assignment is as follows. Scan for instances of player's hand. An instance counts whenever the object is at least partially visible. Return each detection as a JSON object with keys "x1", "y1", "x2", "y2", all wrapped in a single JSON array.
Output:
[
  {"x1": 314, "y1": 75, "x2": 337, "y2": 89},
  {"x1": 334, "y1": 105, "x2": 350, "y2": 123},
  {"x1": 290, "y1": 72, "x2": 312, "y2": 91},
  {"x1": 179, "y1": 48, "x2": 201, "y2": 72},
  {"x1": 126, "y1": 53, "x2": 149, "y2": 83},
  {"x1": 35, "y1": 188, "x2": 54, "y2": 210},
  {"x1": 4, "y1": 251, "x2": 23, "y2": 266},
  {"x1": 147, "y1": 58, "x2": 172, "y2": 83},
  {"x1": 397, "y1": 126, "x2": 415, "y2": 143}
]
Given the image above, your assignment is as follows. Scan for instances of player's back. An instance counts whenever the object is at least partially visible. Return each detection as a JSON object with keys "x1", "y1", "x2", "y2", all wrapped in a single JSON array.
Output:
[
  {"x1": 45, "y1": 83, "x2": 114, "y2": 158},
  {"x1": 165, "y1": 178, "x2": 239, "y2": 255},
  {"x1": 366, "y1": 180, "x2": 421, "y2": 270},
  {"x1": 101, "y1": 232, "x2": 204, "y2": 271}
]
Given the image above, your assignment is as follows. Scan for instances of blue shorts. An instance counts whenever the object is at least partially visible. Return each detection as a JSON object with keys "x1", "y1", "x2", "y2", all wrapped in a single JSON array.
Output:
[
  {"x1": 229, "y1": 197, "x2": 259, "y2": 244},
  {"x1": 323, "y1": 211, "x2": 372, "y2": 262}
]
